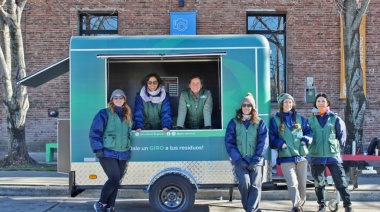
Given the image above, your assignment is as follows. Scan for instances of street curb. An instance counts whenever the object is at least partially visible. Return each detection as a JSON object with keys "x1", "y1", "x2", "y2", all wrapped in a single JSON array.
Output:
[
  {"x1": 1, "y1": 186, "x2": 379, "y2": 201},
  {"x1": 0, "y1": 185, "x2": 69, "y2": 196}
]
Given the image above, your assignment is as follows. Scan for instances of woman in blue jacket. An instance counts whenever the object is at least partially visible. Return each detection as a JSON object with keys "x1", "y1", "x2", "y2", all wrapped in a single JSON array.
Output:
[
  {"x1": 308, "y1": 93, "x2": 352, "y2": 212},
  {"x1": 225, "y1": 93, "x2": 269, "y2": 212},
  {"x1": 269, "y1": 93, "x2": 312, "y2": 212},
  {"x1": 90, "y1": 89, "x2": 132, "y2": 212},
  {"x1": 134, "y1": 73, "x2": 172, "y2": 132}
]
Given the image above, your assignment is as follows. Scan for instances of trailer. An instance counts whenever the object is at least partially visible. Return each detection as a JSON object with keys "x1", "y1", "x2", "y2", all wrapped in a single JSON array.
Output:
[{"x1": 39, "y1": 35, "x2": 272, "y2": 212}]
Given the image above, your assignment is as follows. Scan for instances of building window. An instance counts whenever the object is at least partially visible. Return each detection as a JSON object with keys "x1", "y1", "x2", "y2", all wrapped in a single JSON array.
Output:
[
  {"x1": 247, "y1": 15, "x2": 286, "y2": 102},
  {"x1": 79, "y1": 13, "x2": 118, "y2": 36}
]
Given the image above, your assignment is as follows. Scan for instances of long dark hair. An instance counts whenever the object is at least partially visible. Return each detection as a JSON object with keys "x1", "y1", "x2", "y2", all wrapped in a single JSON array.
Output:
[
  {"x1": 141, "y1": 73, "x2": 164, "y2": 95},
  {"x1": 279, "y1": 99, "x2": 299, "y2": 131}
]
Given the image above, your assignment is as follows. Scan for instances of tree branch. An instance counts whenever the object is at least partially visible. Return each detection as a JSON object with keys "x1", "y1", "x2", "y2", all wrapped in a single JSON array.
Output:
[{"x1": 351, "y1": 0, "x2": 370, "y2": 30}]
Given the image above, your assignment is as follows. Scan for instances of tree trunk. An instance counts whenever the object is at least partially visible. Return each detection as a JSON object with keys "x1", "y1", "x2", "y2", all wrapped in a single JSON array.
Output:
[
  {"x1": 340, "y1": 0, "x2": 370, "y2": 154},
  {"x1": 0, "y1": 0, "x2": 36, "y2": 167},
  {"x1": 1, "y1": 126, "x2": 37, "y2": 166}
]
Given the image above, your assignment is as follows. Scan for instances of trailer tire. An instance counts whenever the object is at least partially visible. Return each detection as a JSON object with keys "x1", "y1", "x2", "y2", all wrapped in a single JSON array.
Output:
[{"x1": 149, "y1": 174, "x2": 195, "y2": 212}]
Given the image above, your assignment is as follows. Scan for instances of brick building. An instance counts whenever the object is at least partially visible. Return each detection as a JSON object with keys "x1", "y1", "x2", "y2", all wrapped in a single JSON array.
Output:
[{"x1": 0, "y1": 0, "x2": 379, "y2": 147}]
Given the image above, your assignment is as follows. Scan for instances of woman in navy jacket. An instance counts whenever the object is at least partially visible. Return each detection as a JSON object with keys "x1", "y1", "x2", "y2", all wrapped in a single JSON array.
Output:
[
  {"x1": 133, "y1": 73, "x2": 172, "y2": 132},
  {"x1": 90, "y1": 89, "x2": 132, "y2": 212},
  {"x1": 225, "y1": 93, "x2": 269, "y2": 212},
  {"x1": 307, "y1": 93, "x2": 352, "y2": 212},
  {"x1": 269, "y1": 93, "x2": 312, "y2": 212}
]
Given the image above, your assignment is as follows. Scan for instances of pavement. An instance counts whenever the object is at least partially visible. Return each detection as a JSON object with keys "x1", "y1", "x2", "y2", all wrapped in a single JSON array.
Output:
[{"x1": 1, "y1": 152, "x2": 380, "y2": 202}]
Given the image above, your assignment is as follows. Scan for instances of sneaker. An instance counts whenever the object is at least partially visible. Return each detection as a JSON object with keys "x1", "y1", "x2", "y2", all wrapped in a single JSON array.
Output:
[
  {"x1": 93, "y1": 202, "x2": 106, "y2": 212},
  {"x1": 106, "y1": 207, "x2": 115, "y2": 212},
  {"x1": 345, "y1": 206, "x2": 354, "y2": 212},
  {"x1": 317, "y1": 204, "x2": 326, "y2": 212}
]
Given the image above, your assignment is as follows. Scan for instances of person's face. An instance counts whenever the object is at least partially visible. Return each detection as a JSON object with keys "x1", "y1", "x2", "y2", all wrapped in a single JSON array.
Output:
[
  {"x1": 189, "y1": 78, "x2": 202, "y2": 94},
  {"x1": 241, "y1": 101, "x2": 253, "y2": 115},
  {"x1": 282, "y1": 99, "x2": 293, "y2": 113},
  {"x1": 147, "y1": 76, "x2": 158, "y2": 91},
  {"x1": 316, "y1": 96, "x2": 328, "y2": 109},
  {"x1": 113, "y1": 94, "x2": 125, "y2": 107}
]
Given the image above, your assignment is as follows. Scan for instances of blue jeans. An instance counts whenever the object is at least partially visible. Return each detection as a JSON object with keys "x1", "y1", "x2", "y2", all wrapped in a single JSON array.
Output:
[
  {"x1": 311, "y1": 163, "x2": 351, "y2": 207},
  {"x1": 234, "y1": 165, "x2": 263, "y2": 212}
]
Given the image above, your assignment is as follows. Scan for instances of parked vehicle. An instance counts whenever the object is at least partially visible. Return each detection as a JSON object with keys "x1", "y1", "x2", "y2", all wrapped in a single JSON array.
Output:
[{"x1": 25, "y1": 34, "x2": 272, "y2": 212}]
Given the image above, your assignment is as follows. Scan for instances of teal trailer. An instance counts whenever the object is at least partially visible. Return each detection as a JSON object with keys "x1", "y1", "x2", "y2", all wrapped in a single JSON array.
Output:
[{"x1": 69, "y1": 35, "x2": 271, "y2": 212}]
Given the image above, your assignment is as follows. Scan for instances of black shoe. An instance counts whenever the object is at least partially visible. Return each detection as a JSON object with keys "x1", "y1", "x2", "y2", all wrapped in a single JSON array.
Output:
[
  {"x1": 345, "y1": 206, "x2": 354, "y2": 212},
  {"x1": 292, "y1": 206, "x2": 302, "y2": 212},
  {"x1": 93, "y1": 202, "x2": 106, "y2": 212},
  {"x1": 317, "y1": 204, "x2": 326, "y2": 212}
]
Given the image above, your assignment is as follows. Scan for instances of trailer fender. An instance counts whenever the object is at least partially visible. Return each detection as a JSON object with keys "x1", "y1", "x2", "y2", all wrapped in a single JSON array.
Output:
[{"x1": 144, "y1": 167, "x2": 199, "y2": 192}]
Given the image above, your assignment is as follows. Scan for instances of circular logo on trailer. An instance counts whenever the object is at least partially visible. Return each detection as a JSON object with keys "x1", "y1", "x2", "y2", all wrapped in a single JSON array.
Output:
[{"x1": 135, "y1": 132, "x2": 140, "y2": 136}]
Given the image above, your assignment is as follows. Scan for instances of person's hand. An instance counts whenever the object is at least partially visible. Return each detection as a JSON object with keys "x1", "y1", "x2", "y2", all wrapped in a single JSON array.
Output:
[
  {"x1": 235, "y1": 159, "x2": 249, "y2": 169},
  {"x1": 282, "y1": 143, "x2": 287, "y2": 149},
  {"x1": 203, "y1": 126, "x2": 212, "y2": 129},
  {"x1": 163, "y1": 128, "x2": 169, "y2": 132},
  {"x1": 136, "y1": 128, "x2": 142, "y2": 132},
  {"x1": 95, "y1": 149, "x2": 103, "y2": 159},
  {"x1": 173, "y1": 126, "x2": 183, "y2": 130},
  {"x1": 247, "y1": 162, "x2": 257, "y2": 172}
]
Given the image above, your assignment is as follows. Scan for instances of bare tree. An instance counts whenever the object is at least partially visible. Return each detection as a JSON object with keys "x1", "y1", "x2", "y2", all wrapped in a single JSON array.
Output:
[
  {"x1": 0, "y1": 0, "x2": 37, "y2": 166},
  {"x1": 337, "y1": 0, "x2": 370, "y2": 154}
]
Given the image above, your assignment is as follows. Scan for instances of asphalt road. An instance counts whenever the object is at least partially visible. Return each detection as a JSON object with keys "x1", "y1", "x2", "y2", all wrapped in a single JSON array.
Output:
[{"x1": 0, "y1": 197, "x2": 380, "y2": 212}]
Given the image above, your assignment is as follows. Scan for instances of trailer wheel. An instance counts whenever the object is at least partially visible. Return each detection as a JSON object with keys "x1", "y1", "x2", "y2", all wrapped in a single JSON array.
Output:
[
  {"x1": 149, "y1": 175, "x2": 195, "y2": 212},
  {"x1": 328, "y1": 199, "x2": 339, "y2": 212}
]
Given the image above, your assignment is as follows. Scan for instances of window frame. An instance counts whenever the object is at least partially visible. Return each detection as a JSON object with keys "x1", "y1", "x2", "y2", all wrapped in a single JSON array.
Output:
[
  {"x1": 79, "y1": 12, "x2": 118, "y2": 36},
  {"x1": 246, "y1": 14, "x2": 287, "y2": 102}
]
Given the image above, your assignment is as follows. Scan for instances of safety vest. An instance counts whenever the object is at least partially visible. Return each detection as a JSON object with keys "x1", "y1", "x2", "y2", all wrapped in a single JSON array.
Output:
[
  {"x1": 233, "y1": 118, "x2": 260, "y2": 158},
  {"x1": 142, "y1": 101, "x2": 162, "y2": 130},
  {"x1": 274, "y1": 115, "x2": 308, "y2": 157},
  {"x1": 182, "y1": 89, "x2": 209, "y2": 129},
  {"x1": 308, "y1": 115, "x2": 340, "y2": 157},
  {"x1": 103, "y1": 109, "x2": 131, "y2": 152}
]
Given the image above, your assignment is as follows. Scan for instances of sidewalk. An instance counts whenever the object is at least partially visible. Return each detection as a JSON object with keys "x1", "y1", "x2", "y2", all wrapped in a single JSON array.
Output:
[{"x1": 1, "y1": 152, "x2": 380, "y2": 201}]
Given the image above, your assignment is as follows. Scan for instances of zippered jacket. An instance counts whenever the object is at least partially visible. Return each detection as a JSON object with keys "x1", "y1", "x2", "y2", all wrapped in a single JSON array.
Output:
[
  {"x1": 269, "y1": 111, "x2": 312, "y2": 164},
  {"x1": 176, "y1": 88, "x2": 212, "y2": 129},
  {"x1": 307, "y1": 111, "x2": 346, "y2": 164},
  {"x1": 225, "y1": 118, "x2": 269, "y2": 166},
  {"x1": 89, "y1": 107, "x2": 132, "y2": 160}
]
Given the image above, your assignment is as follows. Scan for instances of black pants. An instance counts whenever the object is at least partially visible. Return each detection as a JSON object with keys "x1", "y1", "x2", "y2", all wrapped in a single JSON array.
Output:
[
  {"x1": 99, "y1": 157, "x2": 127, "y2": 207},
  {"x1": 311, "y1": 163, "x2": 351, "y2": 207}
]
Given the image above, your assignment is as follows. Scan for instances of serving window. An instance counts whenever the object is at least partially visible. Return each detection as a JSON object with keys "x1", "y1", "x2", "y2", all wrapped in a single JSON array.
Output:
[{"x1": 101, "y1": 53, "x2": 224, "y2": 130}]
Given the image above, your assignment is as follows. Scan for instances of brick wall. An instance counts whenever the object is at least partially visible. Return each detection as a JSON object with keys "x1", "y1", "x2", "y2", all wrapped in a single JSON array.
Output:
[{"x1": 0, "y1": 0, "x2": 378, "y2": 146}]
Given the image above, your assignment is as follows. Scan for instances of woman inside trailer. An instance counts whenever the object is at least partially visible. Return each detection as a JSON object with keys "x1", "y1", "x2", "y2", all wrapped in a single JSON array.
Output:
[
  {"x1": 175, "y1": 75, "x2": 213, "y2": 129},
  {"x1": 133, "y1": 73, "x2": 173, "y2": 132}
]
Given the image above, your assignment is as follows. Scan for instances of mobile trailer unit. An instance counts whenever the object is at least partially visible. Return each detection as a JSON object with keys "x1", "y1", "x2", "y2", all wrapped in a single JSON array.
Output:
[{"x1": 69, "y1": 35, "x2": 271, "y2": 212}]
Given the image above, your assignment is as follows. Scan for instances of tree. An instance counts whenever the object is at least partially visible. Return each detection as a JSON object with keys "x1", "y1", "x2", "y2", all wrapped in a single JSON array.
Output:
[
  {"x1": 337, "y1": 0, "x2": 370, "y2": 154},
  {"x1": 0, "y1": 0, "x2": 37, "y2": 166}
]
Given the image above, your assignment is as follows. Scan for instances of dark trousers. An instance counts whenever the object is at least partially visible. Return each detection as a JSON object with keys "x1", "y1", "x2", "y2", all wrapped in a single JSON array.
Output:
[
  {"x1": 99, "y1": 157, "x2": 127, "y2": 207},
  {"x1": 234, "y1": 165, "x2": 263, "y2": 212},
  {"x1": 311, "y1": 163, "x2": 351, "y2": 207}
]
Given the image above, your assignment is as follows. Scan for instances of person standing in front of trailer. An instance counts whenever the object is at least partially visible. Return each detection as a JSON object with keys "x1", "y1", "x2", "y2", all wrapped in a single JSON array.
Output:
[
  {"x1": 175, "y1": 75, "x2": 213, "y2": 129},
  {"x1": 90, "y1": 89, "x2": 133, "y2": 212},
  {"x1": 225, "y1": 93, "x2": 269, "y2": 212},
  {"x1": 307, "y1": 93, "x2": 353, "y2": 212},
  {"x1": 269, "y1": 93, "x2": 312, "y2": 212},
  {"x1": 134, "y1": 73, "x2": 172, "y2": 132}
]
